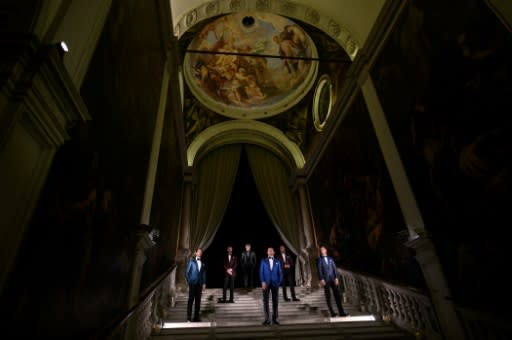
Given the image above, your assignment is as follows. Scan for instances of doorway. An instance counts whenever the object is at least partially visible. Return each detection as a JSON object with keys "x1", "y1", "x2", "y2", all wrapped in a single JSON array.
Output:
[{"x1": 204, "y1": 148, "x2": 286, "y2": 288}]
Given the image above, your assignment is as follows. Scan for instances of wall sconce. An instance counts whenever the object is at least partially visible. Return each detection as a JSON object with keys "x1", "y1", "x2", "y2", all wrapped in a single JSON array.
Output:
[{"x1": 56, "y1": 41, "x2": 69, "y2": 58}]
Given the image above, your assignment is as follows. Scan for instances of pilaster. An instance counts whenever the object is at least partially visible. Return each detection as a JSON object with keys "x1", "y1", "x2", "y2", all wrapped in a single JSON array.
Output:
[
  {"x1": 0, "y1": 35, "x2": 89, "y2": 293},
  {"x1": 295, "y1": 177, "x2": 318, "y2": 288},
  {"x1": 359, "y1": 71, "x2": 465, "y2": 339}
]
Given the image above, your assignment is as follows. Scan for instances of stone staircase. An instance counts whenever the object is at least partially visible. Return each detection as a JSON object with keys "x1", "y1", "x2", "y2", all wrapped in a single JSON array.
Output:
[{"x1": 152, "y1": 287, "x2": 416, "y2": 339}]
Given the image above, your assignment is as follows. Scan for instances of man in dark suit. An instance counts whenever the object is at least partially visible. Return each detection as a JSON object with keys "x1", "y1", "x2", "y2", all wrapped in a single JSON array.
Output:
[
  {"x1": 279, "y1": 245, "x2": 300, "y2": 301},
  {"x1": 185, "y1": 248, "x2": 207, "y2": 322},
  {"x1": 317, "y1": 245, "x2": 348, "y2": 317},
  {"x1": 241, "y1": 243, "x2": 257, "y2": 288},
  {"x1": 259, "y1": 247, "x2": 283, "y2": 325},
  {"x1": 221, "y1": 245, "x2": 237, "y2": 303}
]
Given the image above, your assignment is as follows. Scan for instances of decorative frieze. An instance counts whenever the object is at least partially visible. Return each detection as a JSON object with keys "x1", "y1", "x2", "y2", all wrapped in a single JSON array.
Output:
[{"x1": 173, "y1": 0, "x2": 360, "y2": 61}]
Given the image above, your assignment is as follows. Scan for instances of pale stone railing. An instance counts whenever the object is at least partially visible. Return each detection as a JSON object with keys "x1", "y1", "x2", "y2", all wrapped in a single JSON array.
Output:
[
  {"x1": 339, "y1": 268, "x2": 442, "y2": 339},
  {"x1": 91, "y1": 265, "x2": 177, "y2": 340},
  {"x1": 340, "y1": 268, "x2": 512, "y2": 340}
]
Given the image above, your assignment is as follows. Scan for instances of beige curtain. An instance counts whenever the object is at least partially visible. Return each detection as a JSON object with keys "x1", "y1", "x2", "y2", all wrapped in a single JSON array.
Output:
[
  {"x1": 189, "y1": 144, "x2": 242, "y2": 251},
  {"x1": 245, "y1": 144, "x2": 301, "y2": 255}
]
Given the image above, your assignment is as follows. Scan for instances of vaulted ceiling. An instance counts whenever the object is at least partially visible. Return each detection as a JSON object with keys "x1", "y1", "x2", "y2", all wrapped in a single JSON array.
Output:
[{"x1": 167, "y1": 0, "x2": 389, "y2": 176}]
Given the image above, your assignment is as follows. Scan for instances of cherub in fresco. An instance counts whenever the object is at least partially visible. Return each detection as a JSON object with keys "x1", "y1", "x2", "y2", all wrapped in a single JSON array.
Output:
[
  {"x1": 219, "y1": 70, "x2": 249, "y2": 107},
  {"x1": 244, "y1": 74, "x2": 266, "y2": 104}
]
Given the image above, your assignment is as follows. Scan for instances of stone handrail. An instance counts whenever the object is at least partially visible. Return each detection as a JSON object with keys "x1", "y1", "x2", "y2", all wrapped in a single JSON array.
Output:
[
  {"x1": 90, "y1": 265, "x2": 177, "y2": 340},
  {"x1": 340, "y1": 267, "x2": 512, "y2": 340},
  {"x1": 339, "y1": 267, "x2": 442, "y2": 339}
]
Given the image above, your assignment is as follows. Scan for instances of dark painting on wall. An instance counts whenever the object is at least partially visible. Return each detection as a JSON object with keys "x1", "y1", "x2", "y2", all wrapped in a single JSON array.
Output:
[
  {"x1": 370, "y1": 0, "x2": 512, "y2": 311},
  {"x1": 308, "y1": 95, "x2": 422, "y2": 287}
]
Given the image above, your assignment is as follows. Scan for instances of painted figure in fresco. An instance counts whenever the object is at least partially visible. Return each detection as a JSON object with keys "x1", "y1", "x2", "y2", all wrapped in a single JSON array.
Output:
[
  {"x1": 244, "y1": 74, "x2": 266, "y2": 104},
  {"x1": 185, "y1": 248, "x2": 207, "y2": 322},
  {"x1": 317, "y1": 245, "x2": 348, "y2": 317},
  {"x1": 241, "y1": 243, "x2": 257, "y2": 288},
  {"x1": 189, "y1": 13, "x2": 314, "y2": 110},
  {"x1": 273, "y1": 24, "x2": 309, "y2": 75},
  {"x1": 260, "y1": 247, "x2": 283, "y2": 325}
]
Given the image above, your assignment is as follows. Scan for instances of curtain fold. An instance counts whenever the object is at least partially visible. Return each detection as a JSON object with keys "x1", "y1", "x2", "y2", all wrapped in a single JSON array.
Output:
[
  {"x1": 189, "y1": 144, "x2": 242, "y2": 251},
  {"x1": 245, "y1": 144, "x2": 301, "y2": 255}
]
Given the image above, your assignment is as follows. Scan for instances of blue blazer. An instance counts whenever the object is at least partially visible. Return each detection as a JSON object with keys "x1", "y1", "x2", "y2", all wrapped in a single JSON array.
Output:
[
  {"x1": 259, "y1": 257, "x2": 283, "y2": 287},
  {"x1": 317, "y1": 256, "x2": 339, "y2": 283},
  {"x1": 185, "y1": 258, "x2": 206, "y2": 286}
]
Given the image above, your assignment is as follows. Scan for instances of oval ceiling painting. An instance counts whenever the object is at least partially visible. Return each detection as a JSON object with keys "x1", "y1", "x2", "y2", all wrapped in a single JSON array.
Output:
[{"x1": 183, "y1": 12, "x2": 318, "y2": 119}]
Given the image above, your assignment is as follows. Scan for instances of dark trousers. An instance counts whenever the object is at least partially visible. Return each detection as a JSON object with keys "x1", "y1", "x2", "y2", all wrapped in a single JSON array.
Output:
[
  {"x1": 223, "y1": 274, "x2": 235, "y2": 301},
  {"x1": 323, "y1": 280, "x2": 345, "y2": 315},
  {"x1": 242, "y1": 265, "x2": 254, "y2": 288},
  {"x1": 187, "y1": 283, "x2": 202, "y2": 320},
  {"x1": 262, "y1": 284, "x2": 279, "y2": 322},
  {"x1": 282, "y1": 269, "x2": 297, "y2": 299}
]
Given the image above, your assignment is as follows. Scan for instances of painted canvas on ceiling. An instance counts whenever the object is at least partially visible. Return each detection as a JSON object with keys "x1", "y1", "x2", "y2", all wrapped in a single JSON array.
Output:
[{"x1": 185, "y1": 12, "x2": 316, "y2": 117}]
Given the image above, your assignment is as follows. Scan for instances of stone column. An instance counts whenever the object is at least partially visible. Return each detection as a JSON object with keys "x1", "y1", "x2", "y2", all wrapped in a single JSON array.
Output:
[
  {"x1": 0, "y1": 37, "x2": 89, "y2": 293},
  {"x1": 125, "y1": 60, "x2": 170, "y2": 308},
  {"x1": 295, "y1": 179, "x2": 318, "y2": 289},
  {"x1": 175, "y1": 175, "x2": 193, "y2": 292},
  {"x1": 126, "y1": 226, "x2": 156, "y2": 308},
  {"x1": 125, "y1": 225, "x2": 155, "y2": 340},
  {"x1": 485, "y1": 0, "x2": 512, "y2": 32},
  {"x1": 359, "y1": 70, "x2": 464, "y2": 339}
]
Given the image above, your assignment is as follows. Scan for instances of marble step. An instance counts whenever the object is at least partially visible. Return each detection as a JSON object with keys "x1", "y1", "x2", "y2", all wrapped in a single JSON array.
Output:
[
  {"x1": 165, "y1": 288, "x2": 361, "y2": 323},
  {"x1": 153, "y1": 321, "x2": 416, "y2": 339}
]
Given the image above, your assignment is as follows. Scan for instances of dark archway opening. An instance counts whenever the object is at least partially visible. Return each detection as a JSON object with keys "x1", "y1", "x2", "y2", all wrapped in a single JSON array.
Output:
[{"x1": 204, "y1": 147, "x2": 286, "y2": 288}]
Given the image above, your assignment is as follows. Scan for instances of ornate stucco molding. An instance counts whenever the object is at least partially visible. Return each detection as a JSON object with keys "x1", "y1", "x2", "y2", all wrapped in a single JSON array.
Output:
[
  {"x1": 174, "y1": 0, "x2": 360, "y2": 60},
  {"x1": 187, "y1": 119, "x2": 305, "y2": 170}
]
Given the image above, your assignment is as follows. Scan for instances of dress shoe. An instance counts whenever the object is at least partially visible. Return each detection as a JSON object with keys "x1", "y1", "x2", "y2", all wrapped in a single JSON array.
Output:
[
  {"x1": 272, "y1": 320, "x2": 280, "y2": 325},
  {"x1": 228, "y1": 299, "x2": 234, "y2": 303},
  {"x1": 262, "y1": 320, "x2": 271, "y2": 325},
  {"x1": 193, "y1": 317, "x2": 201, "y2": 322},
  {"x1": 339, "y1": 313, "x2": 349, "y2": 317},
  {"x1": 331, "y1": 312, "x2": 338, "y2": 317},
  {"x1": 284, "y1": 298, "x2": 291, "y2": 301},
  {"x1": 292, "y1": 298, "x2": 300, "y2": 301}
]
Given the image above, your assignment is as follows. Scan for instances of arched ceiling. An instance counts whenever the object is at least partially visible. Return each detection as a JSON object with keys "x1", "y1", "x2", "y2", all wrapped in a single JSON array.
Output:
[
  {"x1": 170, "y1": 0, "x2": 386, "y2": 48},
  {"x1": 171, "y1": 0, "x2": 388, "y2": 173}
]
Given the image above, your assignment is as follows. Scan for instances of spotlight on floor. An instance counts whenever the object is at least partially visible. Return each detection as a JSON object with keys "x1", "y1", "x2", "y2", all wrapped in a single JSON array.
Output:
[
  {"x1": 329, "y1": 315, "x2": 376, "y2": 322},
  {"x1": 163, "y1": 322, "x2": 211, "y2": 329}
]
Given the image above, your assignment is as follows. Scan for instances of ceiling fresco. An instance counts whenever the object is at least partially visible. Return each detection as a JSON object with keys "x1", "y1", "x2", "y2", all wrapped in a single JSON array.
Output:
[
  {"x1": 181, "y1": 16, "x2": 351, "y2": 152},
  {"x1": 183, "y1": 12, "x2": 318, "y2": 119}
]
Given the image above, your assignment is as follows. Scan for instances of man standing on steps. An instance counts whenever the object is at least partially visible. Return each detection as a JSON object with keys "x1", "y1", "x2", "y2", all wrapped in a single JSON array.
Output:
[
  {"x1": 221, "y1": 245, "x2": 237, "y2": 303},
  {"x1": 317, "y1": 245, "x2": 349, "y2": 317},
  {"x1": 185, "y1": 248, "x2": 207, "y2": 322},
  {"x1": 259, "y1": 247, "x2": 283, "y2": 325},
  {"x1": 241, "y1": 243, "x2": 257, "y2": 289},
  {"x1": 279, "y1": 244, "x2": 300, "y2": 302}
]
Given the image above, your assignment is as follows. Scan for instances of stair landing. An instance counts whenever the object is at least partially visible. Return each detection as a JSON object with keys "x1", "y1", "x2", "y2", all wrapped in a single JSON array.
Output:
[{"x1": 154, "y1": 288, "x2": 415, "y2": 339}]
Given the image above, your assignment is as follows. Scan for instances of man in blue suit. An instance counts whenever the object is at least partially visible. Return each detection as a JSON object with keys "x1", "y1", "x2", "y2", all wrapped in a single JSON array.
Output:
[
  {"x1": 185, "y1": 248, "x2": 207, "y2": 322},
  {"x1": 317, "y1": 245, "x2": 348, "y2": 317},
  {"x1": 259, "y1": 247, "x2": 283, "y2": 325}
]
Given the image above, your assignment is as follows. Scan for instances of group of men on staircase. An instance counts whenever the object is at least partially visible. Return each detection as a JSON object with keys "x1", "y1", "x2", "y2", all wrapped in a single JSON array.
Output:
[{"x1": 184, "y1": 244, "x2": 348, "y2": 324}]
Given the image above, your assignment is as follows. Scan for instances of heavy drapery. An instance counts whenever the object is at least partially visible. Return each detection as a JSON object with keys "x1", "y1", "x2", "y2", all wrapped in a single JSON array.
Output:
[
  {"x1": 189, "y1": 144, "x2": 242, "y2": 251},
  {"x1": 245, "y1": 144, "x2": 301, "y2": 256}
]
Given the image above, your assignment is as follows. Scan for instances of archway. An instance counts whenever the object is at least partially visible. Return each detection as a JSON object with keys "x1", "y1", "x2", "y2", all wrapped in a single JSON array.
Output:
[{"x1": 205, "y1": 148, "x2": 289, "y2": 288}]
